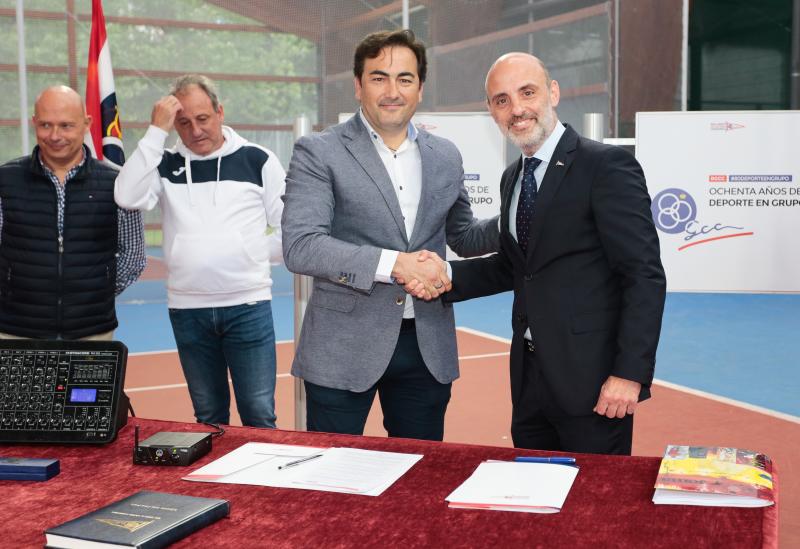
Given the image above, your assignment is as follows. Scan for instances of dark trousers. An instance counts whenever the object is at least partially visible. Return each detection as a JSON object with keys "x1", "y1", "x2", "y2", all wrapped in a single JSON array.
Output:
[
  {"x1": 511, "y1": 345, "x2": 634, "y2": 455},
  {"x1": 305, "y1": 320, "x2": 452, "y2": 441}
]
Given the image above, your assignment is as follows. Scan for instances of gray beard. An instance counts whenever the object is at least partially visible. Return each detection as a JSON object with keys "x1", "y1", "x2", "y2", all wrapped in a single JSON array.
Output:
[
  {"x1": 506, "y1": 124, "x2": 546, "y2": 152},
  {"x1": 502, "y1": 109, "x2": 555, "y2": 153}
]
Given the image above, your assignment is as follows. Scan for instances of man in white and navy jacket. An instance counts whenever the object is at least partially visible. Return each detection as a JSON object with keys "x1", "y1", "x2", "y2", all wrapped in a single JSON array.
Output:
[{"x1": 115, "y1": 75, "x2": 285, "y2": 428}]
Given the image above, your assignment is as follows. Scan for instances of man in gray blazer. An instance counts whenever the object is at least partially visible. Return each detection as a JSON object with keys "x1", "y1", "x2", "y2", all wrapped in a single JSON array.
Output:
[{"x1": 282, "y1": 29, "x2": 499, "y2": 441}]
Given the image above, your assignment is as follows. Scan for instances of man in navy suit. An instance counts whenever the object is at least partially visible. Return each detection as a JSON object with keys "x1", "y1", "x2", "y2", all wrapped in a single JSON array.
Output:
[{"x1": 444, "y1": 53, "x2": 666, "y2": 455}]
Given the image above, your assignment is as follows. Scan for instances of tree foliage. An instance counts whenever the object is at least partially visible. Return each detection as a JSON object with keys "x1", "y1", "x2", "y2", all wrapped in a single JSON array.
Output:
[{"x1": 1, "y1": 0, "x2": 319, "y2": 166}]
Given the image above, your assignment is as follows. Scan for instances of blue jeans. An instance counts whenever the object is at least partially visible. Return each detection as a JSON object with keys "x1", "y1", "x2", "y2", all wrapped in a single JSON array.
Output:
[{"x1": 168, "y1": 300, "x2": 277, "y2": 428}]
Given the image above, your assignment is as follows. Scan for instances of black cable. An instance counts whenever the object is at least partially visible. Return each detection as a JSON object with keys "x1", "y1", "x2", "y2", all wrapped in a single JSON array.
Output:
[
  {"x1": 201, "y1": 422, "x2": 225, "y2": 437},
  {"x1": 124, "y1": 391, "x2": 136, "y2": 417}
]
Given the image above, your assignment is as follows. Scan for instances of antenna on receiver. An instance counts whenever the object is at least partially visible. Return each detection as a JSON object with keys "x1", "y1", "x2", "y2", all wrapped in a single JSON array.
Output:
[{"x1": 133, "y1": 425, "x2": 140, "y2": 463}]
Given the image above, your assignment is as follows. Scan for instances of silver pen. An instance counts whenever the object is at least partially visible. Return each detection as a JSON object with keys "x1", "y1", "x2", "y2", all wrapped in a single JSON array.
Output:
[{"x1": 278, "y1": 454, "x2": 323, "y2": 470}]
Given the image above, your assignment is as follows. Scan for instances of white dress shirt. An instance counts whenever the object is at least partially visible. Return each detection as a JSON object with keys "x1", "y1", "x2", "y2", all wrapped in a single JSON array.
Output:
[{"x1": 360, "y1": 110, "x2": 423, "y2": 319}]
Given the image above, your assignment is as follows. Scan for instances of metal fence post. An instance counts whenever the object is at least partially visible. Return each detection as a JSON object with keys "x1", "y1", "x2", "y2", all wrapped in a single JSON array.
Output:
[
  {"x1": 292, "y1": 115, "x2": 313, "y2": 431},
  {"x1": 15, "y1": 0, "x2": 29, "y2": 155}
]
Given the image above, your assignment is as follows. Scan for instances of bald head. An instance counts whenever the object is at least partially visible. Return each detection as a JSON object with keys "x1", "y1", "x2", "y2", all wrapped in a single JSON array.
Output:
[
  {"x1": 485, "y1": 53, "x2": 551, "y2": 98},
  {"x1": 484, "y1": 52, "x2": 559, "y2": 156},
  {"x1": 34, "y1": 85, "x2": 86, "y2": 118},
  {"x1": 32, "y1": 85, "x2": 91, "y2": 174}
]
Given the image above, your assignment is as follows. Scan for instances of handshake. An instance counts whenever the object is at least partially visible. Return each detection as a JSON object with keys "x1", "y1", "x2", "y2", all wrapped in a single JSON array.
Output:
[{"x1": 391, "y1": 250, "x2": 450, "y2": 301}]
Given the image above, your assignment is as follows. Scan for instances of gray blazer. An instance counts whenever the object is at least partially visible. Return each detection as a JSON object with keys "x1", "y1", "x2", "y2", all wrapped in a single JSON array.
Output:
[{"x1": 282, "y1": 114, "x2": 500, "y2": 391}]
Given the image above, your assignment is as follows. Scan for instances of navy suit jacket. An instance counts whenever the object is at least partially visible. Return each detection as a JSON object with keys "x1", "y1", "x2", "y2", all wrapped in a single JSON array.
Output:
[{"x1": 448, "y1": 125, "x2": 666, "y2": 416}]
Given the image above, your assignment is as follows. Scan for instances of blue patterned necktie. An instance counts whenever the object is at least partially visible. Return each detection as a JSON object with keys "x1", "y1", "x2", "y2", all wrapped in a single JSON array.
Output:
[{"x1": 516, "y1": 156, "x2": 542, "y2": 253}]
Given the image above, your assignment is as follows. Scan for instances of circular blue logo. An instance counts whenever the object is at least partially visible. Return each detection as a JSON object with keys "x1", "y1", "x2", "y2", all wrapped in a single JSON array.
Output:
[{"x1": 651, "y1": 188, "x2": 697, "y2": 234}]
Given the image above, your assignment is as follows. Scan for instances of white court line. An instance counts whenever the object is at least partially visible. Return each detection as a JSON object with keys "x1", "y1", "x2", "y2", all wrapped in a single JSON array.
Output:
[
  {"x1": 126, "y1": 373, "x2": 293, "y2": 393},
  {"x1": 125, "y1": 351, "x2": 507, "y2": 393},
  {"x1": 128, "y1": 339, "x2": 293, "y2": 357},
  {"x1": 652, "y1": 378, "x2": 800, "y2": 425},
  {"x1": 128, "y1": 349, "x2": 178, "y2": 357},
  {"x1": 126, "y1": 329, "x2": 800, "y2": 424},
  {"x1": 456, "y1": 326, "x2": 511, "y2": 344},
  {"x1": 456, "y1": 326, "x2": 800, "y2": 424},
  {"x1": 126, "y1": 382, "x2": 189, "y2": 393},
  {"x1": 459, "y1": 351, "x2": 509, "y2": 361}
]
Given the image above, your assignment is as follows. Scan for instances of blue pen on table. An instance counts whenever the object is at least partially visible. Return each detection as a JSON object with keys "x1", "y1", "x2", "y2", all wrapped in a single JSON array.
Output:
[{"x1": 514, "y1": 456, "x2": 576, "y2": 465}]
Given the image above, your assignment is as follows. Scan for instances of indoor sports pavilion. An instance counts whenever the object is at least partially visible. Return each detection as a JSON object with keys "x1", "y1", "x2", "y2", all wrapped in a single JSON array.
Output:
[{"x1": 1, "y1": 1, "x2": 798, "y2": 547}]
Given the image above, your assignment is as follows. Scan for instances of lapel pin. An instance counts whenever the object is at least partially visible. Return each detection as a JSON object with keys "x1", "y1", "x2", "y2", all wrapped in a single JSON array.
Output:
[{"x1": 556, "y1": 160, "x2": 565, "y2": 166}]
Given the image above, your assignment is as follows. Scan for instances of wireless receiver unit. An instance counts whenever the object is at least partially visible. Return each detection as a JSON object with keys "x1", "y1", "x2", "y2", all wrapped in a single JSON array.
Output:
[{"x1": 133, "y1": 426, "x2": 212, "y2": 466}]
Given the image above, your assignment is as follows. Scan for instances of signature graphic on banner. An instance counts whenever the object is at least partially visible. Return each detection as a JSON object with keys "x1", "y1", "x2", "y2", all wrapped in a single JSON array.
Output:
[
  {"x1": 710, "y1": 122, "x2": 745, "y2": 131},
  {"x1": 651, "y1": 188, "x2": 753, "y2": 251},
  {"x1": 415, "y1": 123, "x2": 437, "y2": 131}
]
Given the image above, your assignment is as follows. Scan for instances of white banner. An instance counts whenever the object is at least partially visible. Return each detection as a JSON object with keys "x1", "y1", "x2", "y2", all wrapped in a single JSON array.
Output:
[
  {"x1": 410, "y1": 112, "x2": 505, "y2": 221},
  {"x1": 636, "y1": 111, "x2": 800, "y2": 293}
]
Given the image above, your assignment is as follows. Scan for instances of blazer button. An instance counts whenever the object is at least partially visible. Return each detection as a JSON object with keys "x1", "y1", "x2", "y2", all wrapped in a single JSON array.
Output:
[
  {"x1": 395, "y1": 296, "x2": 405, "y2": 305},
  {"x1": 524, "y1": 273, "x2": 533, "y2": 281}
]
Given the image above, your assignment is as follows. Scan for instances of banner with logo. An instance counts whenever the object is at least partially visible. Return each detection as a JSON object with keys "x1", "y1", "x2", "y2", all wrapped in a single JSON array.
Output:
[
  {"x1": 636, "y1": 111, "x2": 800, "y2": 293},
  {"x1": 340, "y1": 112, "x2": 505, "y2": 258},
  {"x1": 85, "y1": 0, "x2": 125, "y2": 168},
  {"x1": 409, "y1": 112, "x2": 505, "y2": 222}
]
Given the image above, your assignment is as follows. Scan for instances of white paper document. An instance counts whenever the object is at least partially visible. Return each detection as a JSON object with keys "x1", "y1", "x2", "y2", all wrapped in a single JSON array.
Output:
[
  {"x1": 445, "y1": 461, "x2": 579, "y2": 513},
  {"x1": 184, "y1": 442, "x2": 422, "y2": 497}
]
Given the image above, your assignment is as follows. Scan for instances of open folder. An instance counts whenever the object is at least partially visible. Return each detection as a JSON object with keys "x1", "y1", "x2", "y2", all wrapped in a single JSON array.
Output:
[
  {"x1": 445, "y1": 461, "x2": 579, "y2": 513},
  {"x1": 183, "y1": 442, "x2": 422, "y2": 497}
]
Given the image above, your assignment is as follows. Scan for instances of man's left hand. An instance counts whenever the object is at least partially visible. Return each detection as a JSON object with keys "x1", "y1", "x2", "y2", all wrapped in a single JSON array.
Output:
[{"x1": 593, "y1": 376, "x2": 641, "y2": 418}]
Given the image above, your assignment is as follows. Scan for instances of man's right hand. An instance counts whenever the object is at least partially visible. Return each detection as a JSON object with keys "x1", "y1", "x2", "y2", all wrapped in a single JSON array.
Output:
[
  {"x1": 151, "y1": 95, "x2": 182, "y2": 132},
  {"x1": 392, "y1": 251, "x2": 450, "y2": 301}
]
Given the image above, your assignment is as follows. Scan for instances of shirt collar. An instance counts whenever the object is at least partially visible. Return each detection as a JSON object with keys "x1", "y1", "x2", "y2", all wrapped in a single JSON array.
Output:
[
  {"x1": 358, "y1": 108, "x2": 418, "y2": 150},
  {"x1": 38, "y1": 146, "x2": 87, "y2": 183},
  {"x1": 523, "y1": 120, "x2": 565, "y2": 165}
]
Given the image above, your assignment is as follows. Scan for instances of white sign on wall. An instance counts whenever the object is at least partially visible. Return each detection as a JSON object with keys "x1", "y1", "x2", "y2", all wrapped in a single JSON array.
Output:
[{"x1": 636, "y1": 111, "x2": 800, "y2": 293}]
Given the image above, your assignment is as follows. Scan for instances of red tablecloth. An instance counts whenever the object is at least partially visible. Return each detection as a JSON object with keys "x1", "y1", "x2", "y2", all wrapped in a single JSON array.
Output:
[{"x1": 1, "y1": 418, "x2": 778, "y2": 548}]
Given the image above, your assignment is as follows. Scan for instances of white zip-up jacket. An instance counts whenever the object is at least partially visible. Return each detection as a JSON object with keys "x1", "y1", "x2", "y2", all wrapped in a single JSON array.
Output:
[{"x1": 115, "y1": 125, "x2": 285, "y2": 309}]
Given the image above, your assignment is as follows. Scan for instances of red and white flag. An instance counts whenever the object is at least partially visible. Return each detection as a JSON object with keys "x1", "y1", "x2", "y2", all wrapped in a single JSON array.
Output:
[{"x1": 85, "y1": 0, "x2": 125, "y2": 169}]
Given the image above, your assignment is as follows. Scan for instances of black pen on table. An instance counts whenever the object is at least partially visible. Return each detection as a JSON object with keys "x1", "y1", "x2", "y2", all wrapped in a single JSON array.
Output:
[{"x1": 278, "y1": 454, "x2": 323, "y2": 470}]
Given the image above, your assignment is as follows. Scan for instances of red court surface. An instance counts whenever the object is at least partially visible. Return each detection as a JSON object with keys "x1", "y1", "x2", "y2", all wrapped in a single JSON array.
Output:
[
  {"x1": 138, "y1": 254, "x2": 168, "y2": 280},
  {"x1": 125, "y1": 328, "x2": 799, "y2": 547}
]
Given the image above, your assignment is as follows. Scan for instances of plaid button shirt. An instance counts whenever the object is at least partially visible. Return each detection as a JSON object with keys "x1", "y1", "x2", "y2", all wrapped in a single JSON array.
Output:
[{"x1": 0, "y1": 151, "x2": 146, "y2": 295}]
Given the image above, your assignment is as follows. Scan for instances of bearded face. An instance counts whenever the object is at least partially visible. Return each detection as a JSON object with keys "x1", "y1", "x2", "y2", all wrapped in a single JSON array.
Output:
[
  {"x1": 486, "y1": 55, "x2": 560, "y2": 156},
  {"x1": 498, "y1": 100, "x2": 557, "y2": 153}
]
